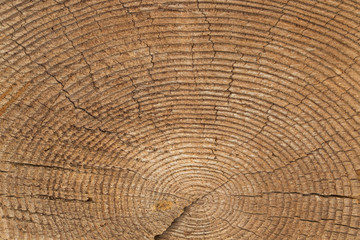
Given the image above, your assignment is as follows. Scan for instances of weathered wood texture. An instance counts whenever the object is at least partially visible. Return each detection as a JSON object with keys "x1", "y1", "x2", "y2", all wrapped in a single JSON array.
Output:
[{"x1": 1, "y1": 0, "x2": 360, "y2": 239}]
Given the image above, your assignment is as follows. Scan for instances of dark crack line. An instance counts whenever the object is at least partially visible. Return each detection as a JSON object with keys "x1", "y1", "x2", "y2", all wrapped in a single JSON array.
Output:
[
  {"x1": 118, "y1": 0, "x2": 155, "y2": 119},
  {"x1": 154, "y1": 165, "x2": 355, "y2": 239},
  {"x1": 10, "y1": 37, "x2": 97, "y2": 120},
  {"x1": 35, "y1": 194, "x2": 93, "y2": 203},
  {"x1": 231, "y1": 191, "x2": 355, "y2": 200},
  {"x1": 243, "y1": 142, "x2": 349, "y2": 176},
  {"x1": 128, "y1": 75, "x2": 142, "y2": 119},
  {"x1": 218, "y1": 216, "x2": 260, "y2": 237},
  {"x1": 197, "y1": 0, "x2": 215, "y2": 63},
  {"x1": 154, "y1": 201, "x2": 195, "y2": 239},
  {"x1": 48, "y1": 69, "x2": 98, "y2": 119},
  {"x1": 153, "y1": 171, "x2": 243, "y2": 239},
  {"x1": 55, "y1": 0, "x2": 99, "y2": 91},
  {"x1": 257, "y1": 0, "x2": 290, "y2": 61},
  {"x1": 226, "y1": 60, "x2": 236, "y2": 103},
  {"x1": 238, "y1": 104, "x2": 273, "y2": 148},
  {"x1": 145, "y1": 42, "x2": 155, "y2": 82}
]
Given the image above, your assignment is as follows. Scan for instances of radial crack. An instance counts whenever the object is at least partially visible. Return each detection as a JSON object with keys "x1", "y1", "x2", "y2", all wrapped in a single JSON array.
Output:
[
  {"x1": 11, "y1": 30, "x2": 98, "y2": 120},
  {"x1": 197, "y1": 0, "x2": 215, "y2": 63},
  {"x1": 153, "y1": 171, "x2": 243, "y2": 239},
  {"x1": 154, "y1": 201, "x2": 196, "y2": 239},
  {"x1": 55, "y1": 0, "x2": 99, "y2": 91}
]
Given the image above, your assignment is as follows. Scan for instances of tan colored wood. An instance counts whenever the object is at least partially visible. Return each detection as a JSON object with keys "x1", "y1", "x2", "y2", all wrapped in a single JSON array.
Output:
[{"x1": 1, "y1": 0, "x2": 360, "y2": 239}]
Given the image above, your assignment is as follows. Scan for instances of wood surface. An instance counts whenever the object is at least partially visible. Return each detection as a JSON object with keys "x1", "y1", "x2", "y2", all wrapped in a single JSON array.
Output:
[{"x1": 1, "y1": 0, "x2": 360, "y2": 239}]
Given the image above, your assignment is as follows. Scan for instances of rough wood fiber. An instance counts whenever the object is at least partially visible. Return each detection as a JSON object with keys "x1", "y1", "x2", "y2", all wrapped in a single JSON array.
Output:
[{"x1": 1, "y1": 0, "x2": 360, "y2": 239}]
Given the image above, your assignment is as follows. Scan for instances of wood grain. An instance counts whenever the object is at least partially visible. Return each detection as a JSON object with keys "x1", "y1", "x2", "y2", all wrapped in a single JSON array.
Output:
[{"x1": 1, "y1": 0, "x2": 360, "y2": 239}]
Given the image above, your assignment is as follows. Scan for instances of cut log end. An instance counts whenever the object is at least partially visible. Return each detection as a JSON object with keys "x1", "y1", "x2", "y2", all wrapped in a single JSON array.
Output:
[{"x1": 1, "y1": 0, "x2": 360, "y2": 239}]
